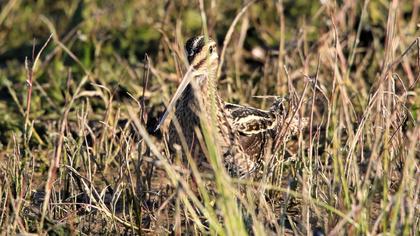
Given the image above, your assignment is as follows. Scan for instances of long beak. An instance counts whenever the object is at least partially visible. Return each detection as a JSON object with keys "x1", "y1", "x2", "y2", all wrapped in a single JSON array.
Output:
[{"x1": 154, "y1": 67, "x2": 194, "y2": 132}]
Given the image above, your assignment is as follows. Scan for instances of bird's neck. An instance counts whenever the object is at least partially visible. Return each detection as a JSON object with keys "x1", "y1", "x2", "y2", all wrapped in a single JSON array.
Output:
[
  {"x1": 197, "y1": 71, "x2": 221, "y2": 105},
  {"x1": 201, "y1": 76, "x2": 226, "y2": 133},
  {"x1": 182, "y1": 70, "x2": 223, "y2": 124}
]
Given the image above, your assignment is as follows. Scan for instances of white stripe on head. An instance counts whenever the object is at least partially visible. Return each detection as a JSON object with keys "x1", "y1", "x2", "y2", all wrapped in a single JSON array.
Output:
[{"x1": 192, "y1": 36, "x2": 204, "y2": 53}]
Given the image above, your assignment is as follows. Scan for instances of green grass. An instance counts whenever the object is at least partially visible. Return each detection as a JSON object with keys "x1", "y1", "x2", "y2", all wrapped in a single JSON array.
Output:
[{"x1": 0, "y1": 0, "x2": 419, "y2": 235}]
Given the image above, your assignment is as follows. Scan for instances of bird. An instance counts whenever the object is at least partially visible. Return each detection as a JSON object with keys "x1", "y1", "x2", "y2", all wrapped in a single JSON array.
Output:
[{"x1": 155, "y1": 35, "x2": 305, "y2": 177}]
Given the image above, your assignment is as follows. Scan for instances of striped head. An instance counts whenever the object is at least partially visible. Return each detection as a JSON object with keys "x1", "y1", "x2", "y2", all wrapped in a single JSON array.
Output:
[{"x1": 184, "y1": 35, "x2": 219, "y2": 84}]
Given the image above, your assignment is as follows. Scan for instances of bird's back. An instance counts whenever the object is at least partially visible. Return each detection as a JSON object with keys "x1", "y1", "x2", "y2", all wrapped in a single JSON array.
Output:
[
  {"x1": 224, "y1": 98, "x2": 306, "y2": 172},
  {"x1": 224, "y1": 102, "x2": 279, "y2": 163}
]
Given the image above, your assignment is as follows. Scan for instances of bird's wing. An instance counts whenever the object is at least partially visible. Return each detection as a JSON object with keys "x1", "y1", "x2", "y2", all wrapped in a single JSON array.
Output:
[
  {"x1": 224, "y1": 102, "x2": 278, "y2": 160},
  {"x1": 224, "y1": 102, "x2": 277, "y2": 136}
]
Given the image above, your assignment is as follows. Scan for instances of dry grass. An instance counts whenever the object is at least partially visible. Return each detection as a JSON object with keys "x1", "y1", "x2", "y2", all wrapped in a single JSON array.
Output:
[{"x1": 0, "y1": 0, "x2": 419, "y2": 235}]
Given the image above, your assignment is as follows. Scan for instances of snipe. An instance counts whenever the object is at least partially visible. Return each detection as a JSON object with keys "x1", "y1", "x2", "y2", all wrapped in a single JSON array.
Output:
[{"x1": 155, "y1": 35, "x2": 305, "y2": 177}]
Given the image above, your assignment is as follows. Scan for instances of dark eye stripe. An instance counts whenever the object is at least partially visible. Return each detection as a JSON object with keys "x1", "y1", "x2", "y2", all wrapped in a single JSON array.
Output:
[{"x1": 193, "y1": 57, "x2": 207, "y2": 69}]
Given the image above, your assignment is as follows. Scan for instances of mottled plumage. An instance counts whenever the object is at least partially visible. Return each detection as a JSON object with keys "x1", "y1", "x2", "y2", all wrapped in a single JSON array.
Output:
[{"x1": 156, "y1": 35, "x2": 305, "y2": 177}]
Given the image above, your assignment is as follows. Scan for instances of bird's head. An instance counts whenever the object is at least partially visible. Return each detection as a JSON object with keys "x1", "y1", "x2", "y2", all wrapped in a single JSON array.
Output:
[
  {"x1": 154, "y1": 35, "x2": 219, "y2": 131},
  {"x1": 185, "y1": 35, "x2": 219, "y2": 83}
]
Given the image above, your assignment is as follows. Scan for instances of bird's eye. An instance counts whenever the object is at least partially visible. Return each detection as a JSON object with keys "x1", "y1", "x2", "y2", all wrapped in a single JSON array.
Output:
[{"x1": 209, "y1": 46, "x2": 214, "y2": 54}]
